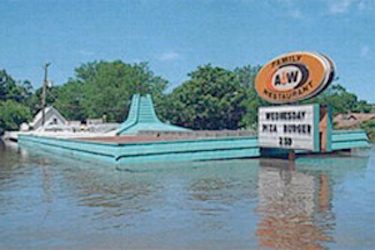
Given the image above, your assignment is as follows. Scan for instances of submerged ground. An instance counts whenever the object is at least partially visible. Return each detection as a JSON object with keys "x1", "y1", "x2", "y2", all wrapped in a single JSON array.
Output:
[{"x1": 0, "y1": 142, "x2": 374, "y2": 249}]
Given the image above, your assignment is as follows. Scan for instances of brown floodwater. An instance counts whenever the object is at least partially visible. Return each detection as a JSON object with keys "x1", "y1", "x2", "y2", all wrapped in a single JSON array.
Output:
[{"x1": 0, "y1": 141, "x2": 374, "y2": 249}]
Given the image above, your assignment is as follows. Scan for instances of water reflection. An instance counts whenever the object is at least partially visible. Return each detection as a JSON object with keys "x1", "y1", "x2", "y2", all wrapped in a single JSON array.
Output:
[
  {"x1": 0, "y1": 142, "x2": 372, "y2": 249},
  {"x1": 0, "y1": 141, "x2": 31, "y2": 190},
  {"x1": 256, "y1": 162, "x2": 331, "y2": 249},
  {"x1": 47, "y1": 158, "x2": 166, "y2": 230},
  {"x1": 255, "y1": 155, "x2": 368, "y2": 250},
  {"x1": 187, "y1": 161, "x2": 259, "y2": 211}
]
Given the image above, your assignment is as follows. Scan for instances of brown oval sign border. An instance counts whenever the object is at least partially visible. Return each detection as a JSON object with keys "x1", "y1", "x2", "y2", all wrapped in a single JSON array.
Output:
[{"x1": 255, "y1": 51, "x2": 335, "y2": 104}]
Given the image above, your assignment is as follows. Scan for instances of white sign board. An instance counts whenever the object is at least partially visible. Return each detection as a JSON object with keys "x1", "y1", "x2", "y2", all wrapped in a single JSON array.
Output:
[{"x1": 258, "y1": 104, "x2": 319, "y2": 151}]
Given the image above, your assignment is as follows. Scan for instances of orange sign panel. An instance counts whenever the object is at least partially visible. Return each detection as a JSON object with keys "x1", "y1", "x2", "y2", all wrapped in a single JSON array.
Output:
[{"x1": 255, "y1": 52, "x2": 335, "y2": 104}]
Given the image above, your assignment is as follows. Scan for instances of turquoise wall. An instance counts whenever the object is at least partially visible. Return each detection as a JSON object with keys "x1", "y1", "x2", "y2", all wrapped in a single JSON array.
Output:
[
  {"x1": 18, "y1": 127, "x2": 369, "y2": 167},
  {"x1": 18, "y1": 134, "x2": 259, "y2": 166}
]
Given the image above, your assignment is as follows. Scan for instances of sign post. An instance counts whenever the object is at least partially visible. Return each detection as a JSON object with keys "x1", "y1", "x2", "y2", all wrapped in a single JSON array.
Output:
[{"x1": 255, "y1": 51, "x2": 335, "y2": 162}]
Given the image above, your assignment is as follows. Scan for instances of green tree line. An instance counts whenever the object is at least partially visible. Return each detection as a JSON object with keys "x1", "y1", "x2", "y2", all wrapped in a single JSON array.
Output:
[
  {"x1": 1, "y1": 60, "x2": 374, "y2": 138},
  {"x1": 0, "y1": 70, "x2": 33, "y2": 134}
]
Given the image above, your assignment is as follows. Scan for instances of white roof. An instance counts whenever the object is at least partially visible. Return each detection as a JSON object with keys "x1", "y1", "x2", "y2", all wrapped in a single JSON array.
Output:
[{"x1": 29, "y1": 106, "x2": 67, "y2": 127}]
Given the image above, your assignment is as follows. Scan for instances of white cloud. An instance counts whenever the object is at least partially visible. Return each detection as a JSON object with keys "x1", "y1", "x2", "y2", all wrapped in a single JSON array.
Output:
[
  {"x1": 158, "y1": 52, "x2": 181, "y2": 62},
  {"x1": 78, "y1": 49, "x2": 95, "y2": 57},
  {"x1": 327, "y1": 0, "x2": 369, "y2": 14},
  {"x1": 274, "y1": 0, "x2": 303, "y2": 19},
  {"x1": 328, "y1": 0, "x2": 353, "y2": 13},
  {"x1": 358, "y1": 0, "x2": 366, "y2": 10},
  {"x1": 289, "y1": 9, "x2": 303, "y2": 19},
  {"x1": 360, "y1": 45, "x2": 370, "y2": 58},
  {"x1": 269, "y1": 0, "x2": 371, "y2": 17}
]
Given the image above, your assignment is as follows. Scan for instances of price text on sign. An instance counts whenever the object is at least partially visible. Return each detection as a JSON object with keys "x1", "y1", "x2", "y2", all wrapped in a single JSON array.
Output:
[{"x1": 258, "y1": 104, "x2": 319, "y2": 151}]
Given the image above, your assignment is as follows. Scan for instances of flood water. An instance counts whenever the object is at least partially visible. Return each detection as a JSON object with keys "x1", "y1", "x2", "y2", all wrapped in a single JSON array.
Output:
[{"x1": 1, "y1": 141, "x2": 374, "y2": 249}]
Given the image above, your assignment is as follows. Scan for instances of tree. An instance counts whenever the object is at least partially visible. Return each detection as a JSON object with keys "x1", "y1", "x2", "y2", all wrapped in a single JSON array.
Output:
[
  {"x1": 352, "y1": 100, "x2": 373, "y2": 113},
  {"x1": 0, "y1": 100, "x2": 32, "y2": 134},
  {"x1": 361, "y1": 119, "x2": 375, "y2": 142},
  {"x1": 305, "y1": 84, "x2": 369, "y2": 116},
  {"x1": 25, "y1": 85, "x2": 62, "y2": 117},
  {"x1": 234, "y1": 65, "x2": 261, "y2": 88},
  {"x1": 165, "y1": 65, "x2": 246, "y2": 130},
  {"x1": 0, "y1": 70, "x2": 31, "y2": 103},
  {"x1": 66, "y1": 60, "x2": 168, "y2": 122},
  {"x1": 239, "y1": 87, "x2": 268, "y2": 129},
  {"x1": 234, "y1": 65, "x2": 266, "y2": 128},
  {"x1": 53, "y1": 81, "x2": 86, "y2": 121},
  {"x1": 0, "y1": 70, "x2": 33, "y2": 134}
]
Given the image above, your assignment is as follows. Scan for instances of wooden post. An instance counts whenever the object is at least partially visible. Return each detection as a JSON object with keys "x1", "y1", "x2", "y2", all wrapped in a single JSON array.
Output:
[
  {"x1": 318, "y1": 174, "x2": 331, "y2": 212},
  {"x1": 288, "y1": 149, "x2": 295, "y2": 170},
  {"x1": 319, "y1": 107, "x2": 328, "y2": 153},
  {"x1": 41, "y1": 62, "x2": 51, "y2": 127}
]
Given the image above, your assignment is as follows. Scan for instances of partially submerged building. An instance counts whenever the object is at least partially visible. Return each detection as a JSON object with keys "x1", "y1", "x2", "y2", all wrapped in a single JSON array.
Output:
[
  {"x1": 29, "y1": 106, "x2": 67, "y2": 131},
  {"x1": 17, "y1": 94, "x2": 370, "y2": 168},
  {"x1": 334, "y1": 112, "x2": 375, "y2": 129}
]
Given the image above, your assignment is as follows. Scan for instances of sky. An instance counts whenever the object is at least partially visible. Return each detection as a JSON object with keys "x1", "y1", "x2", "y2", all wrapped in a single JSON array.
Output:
[{"x1": 1, "y1": 0, "x2": 374, "y2": 102}]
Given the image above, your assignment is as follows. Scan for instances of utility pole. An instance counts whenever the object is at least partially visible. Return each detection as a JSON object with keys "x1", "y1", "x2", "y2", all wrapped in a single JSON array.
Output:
[{"x1": 41, "y1": 62, "x2": 51, "y2": 127}]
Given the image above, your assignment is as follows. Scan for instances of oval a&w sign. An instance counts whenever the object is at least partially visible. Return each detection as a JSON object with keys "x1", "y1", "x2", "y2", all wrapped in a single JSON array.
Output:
[{"x1": 255, "y1": 51, "x2": 335, "y2": 104}]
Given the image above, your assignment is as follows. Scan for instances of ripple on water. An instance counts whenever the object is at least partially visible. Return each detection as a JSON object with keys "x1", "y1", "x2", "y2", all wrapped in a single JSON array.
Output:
[{"x1": 0, "y1": 144, "x2": 374, "y2": 249}]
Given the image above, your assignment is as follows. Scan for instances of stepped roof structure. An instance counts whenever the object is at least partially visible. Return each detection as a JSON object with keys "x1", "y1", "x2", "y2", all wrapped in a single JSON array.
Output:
[{"x1": 116, "y1": 94, "x2": 189, "y2": 135}]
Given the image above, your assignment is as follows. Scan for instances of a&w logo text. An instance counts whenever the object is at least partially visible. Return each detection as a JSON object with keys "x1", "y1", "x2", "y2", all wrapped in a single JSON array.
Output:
[
  {"x1": 271, "y1": 64, "x2": 308, "y2": 91},
  {"x1": 255, "y1": 51, "x2": 335, "y2": 104}
]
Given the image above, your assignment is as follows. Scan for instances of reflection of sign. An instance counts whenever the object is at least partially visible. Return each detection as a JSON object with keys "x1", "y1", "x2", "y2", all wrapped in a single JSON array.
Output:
[
  {"x1": 256, "y1": 166, "x2": 333, "y2": 249},
  {"x1": 255, "y1": 52, "x2": 335, "y2": 103},
  {"x1": 258, "y1": 104, "x2": 320, "y2": 151}
]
